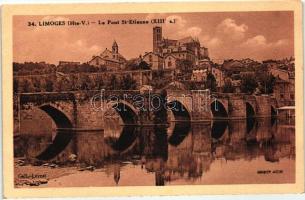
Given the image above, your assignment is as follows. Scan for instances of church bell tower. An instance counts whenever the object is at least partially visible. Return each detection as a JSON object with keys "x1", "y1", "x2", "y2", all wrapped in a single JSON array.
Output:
[
  {"x1": 153, "y1": 26, "x2": 162, "y2": 54},
  {"x1": 112, "y1": 40, "x2": 118, "y2": 60}
]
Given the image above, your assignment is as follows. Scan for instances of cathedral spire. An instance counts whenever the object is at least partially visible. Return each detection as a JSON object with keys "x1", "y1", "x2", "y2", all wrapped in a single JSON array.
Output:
[
  {"x1": 112, "y1": 40, "x2": 118, "y2": 54},
  {"x1": 112, "y1": 40, "x2": 119, "y2": 60}
]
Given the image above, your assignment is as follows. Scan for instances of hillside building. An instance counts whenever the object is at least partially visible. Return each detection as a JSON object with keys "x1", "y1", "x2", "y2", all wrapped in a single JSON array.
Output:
[{"x1": 88, "y1": 40, "x2": 127, "y2": 71}]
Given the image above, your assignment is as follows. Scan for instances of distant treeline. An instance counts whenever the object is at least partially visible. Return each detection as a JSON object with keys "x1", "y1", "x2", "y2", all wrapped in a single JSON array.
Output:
[
  {"x1": 14, "y1": 73, "x2": 137, "y2": 94},
  {"x1": 13, "y1": 62, "x2": 56, "y2": 75},
  {"x1": 13, "y1": 60, "x2": 151, "y2": 76},
  {"x1": 13, "y1": 62, "x2": 108, "y2": 75}
]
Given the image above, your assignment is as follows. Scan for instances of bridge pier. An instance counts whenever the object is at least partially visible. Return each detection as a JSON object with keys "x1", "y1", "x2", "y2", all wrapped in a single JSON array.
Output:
[
  {"x1": 255, "y1": 96, "x2": 273, "y2": 118},
  {"x1": 228, "y1": 98, "x2": 246, "y2": 119}
]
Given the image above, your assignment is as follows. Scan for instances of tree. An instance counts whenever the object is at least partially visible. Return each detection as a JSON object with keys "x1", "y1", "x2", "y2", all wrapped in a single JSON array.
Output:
[
  {"x1": 125, "y1": 59, "x2": 139, "y2": 70},
  {"x1": 121, "y1": 75, "x2": 137, "y2": 90},
  {"x1": 13, "y1": 79, "x2": 19, "y2": 94},
  {"x1": 69, "y1": 74, "x2": 80, "y2": 91},
  {"x1": 20, "y1": 79, "x2": 34, "y2": 93},
  {"x1": 205, "y1": 72, "x2": 217, "y2": 92},
  {"x1": 240, "y1": 74, "x2": 258, "y2": 94},
  {"x1": 95, "y1": 74, "x2": 105, "y2": 90},
  {"x1": 125, "y1": 59, "x2": 150, "y2": 71},
  {"x1": 32, "y1": 78, "x2": 41, "y2": 92},
  {"x1": 223, "y1": 78, "x2": 234, "y2": 93},
  {"x1": 138, "y1": 61, "x2": 150, "y2": 70},
  {"x1": 256, "y1": 71, "x2": 276, "y2": 94},
  {"x1": 108, "y1": 74, "x2": 119, "y2": 90},
  {"x1": 55, "y1": 77, "x2": 72, "y2": 92},
  {"x1": 79, "y1": 74, "x2": 93, "y2": 90},
  {"x1": 13, "y1": 62, "x2": 21, "y2": 72},
  {"x1": 98, "y1": 65, "x2": 107, "y2": 72},
  {"x1": 188, "y1": 81, "x2": 198, "y2": 90},
  {"x1": 45, "y1": 78, "x2": 54, "y2": 92},
  {"x1": 13, "y1": 62, "x2": 56, "y2": 75}
]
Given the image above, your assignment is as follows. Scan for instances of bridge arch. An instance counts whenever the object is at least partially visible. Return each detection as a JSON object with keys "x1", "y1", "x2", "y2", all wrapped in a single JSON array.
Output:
[
  {"x1": 106, "y1": 100, "x2": 139, "y2": 125},
  {"x1": 104, "y1": 100, "x2": 139, "y2": 152},
  {"x1": 271, "y1": 105, "x2": 277, "y2": 117},
  {"x1": 162, "y1": 81, "x2": 188, "y2": 91},
  {"x1": 245, "y1": 102, "x2": 256, "y2": 134},
  {"x1": 246, "y1": 102, "x2": 256, "y2": 118},
  {"x1": 167, "y1": 100, "x2": 191, "y2": 121},
  {"x1": 39, "y1": 104, "x2": 73, "y2": 128},
  {"x1": 210, "y1": 100, "x2": 228, "y2": 119},
  {"x1": 35, "y1": 104, "x2": 74, "y2": 160}
]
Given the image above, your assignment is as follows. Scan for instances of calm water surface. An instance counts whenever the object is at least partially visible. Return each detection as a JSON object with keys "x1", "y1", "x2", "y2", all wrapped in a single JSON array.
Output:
[{"x1": 14, "y1": 116, "x2": 295, "y2": 186}]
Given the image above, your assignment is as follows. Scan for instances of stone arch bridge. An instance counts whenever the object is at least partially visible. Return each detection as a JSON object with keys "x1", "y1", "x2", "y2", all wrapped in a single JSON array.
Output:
[
  {"x1": 165, "y1": 90, "x2": 278, "y2": 121},
  {"x1": 15, "y1": 89, "x2": 278, "y2": 133}
]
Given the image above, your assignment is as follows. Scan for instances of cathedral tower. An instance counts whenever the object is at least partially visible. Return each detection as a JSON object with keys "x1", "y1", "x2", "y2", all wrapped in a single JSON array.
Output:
[
  {"x1": 112, "y1": 40, "x2": 118, "y2": 60},
  {"x1": 153, "y1": 26, "x2": 162, "y2": 54}
]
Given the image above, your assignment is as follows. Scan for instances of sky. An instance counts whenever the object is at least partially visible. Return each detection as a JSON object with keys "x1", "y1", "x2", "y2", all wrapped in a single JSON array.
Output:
[{"x1": 13, "y1": 11, "x2": 294, "y2": 64}]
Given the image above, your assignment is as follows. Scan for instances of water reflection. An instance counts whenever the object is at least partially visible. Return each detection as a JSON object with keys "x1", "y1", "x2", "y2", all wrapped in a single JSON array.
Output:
[
  {"x1": 168, "y1": 121, "x2": 191, "y2": 146},
  {"x1": 36, "y1": 131, "x2": 75, "y2": 160},
  {"x1": 105, "y1": 125, "x2": 138, "y2": 152},
  {"x1": 14, "y1": 117, "x2": 295, "y2": 185},
  {"x1": 211, "y1": 120, "x2": 228, "y2": 140}
]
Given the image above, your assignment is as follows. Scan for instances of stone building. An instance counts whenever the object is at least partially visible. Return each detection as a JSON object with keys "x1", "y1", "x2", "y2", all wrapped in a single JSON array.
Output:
[
  {"x1": 212, "y1": 66, "x2": 225, "y2": 89},
  {"x1": 268, "y1": 65, "x2": 295, "y2": 106},
  {"x1": 142, "y1": 52, "x2": 164, "y2": 70},
  {"x1": 152, "y1": 26, "x2": 209, "y2": 68},
  {"x1": 58, "y1": 61, "x2": 81, "y2": 66},
  {"x1": 191, "y1": 69, "x2": 208, "y2": 82},
  {"x1": 164, "y1": 54, "x2": 178, "y2": 70},
  {"x1": 88, "y1": 40, "x2": 127, "y2": 71},
  {"x1": 200, "y1": 47, "x2": 209, "y2": 59},
  {"x1": 198, "y1": 58, "x2": 212, "y2": 71},
  {"x1": 269, "y1": 67, "x2": 290, "y2": 81},
  {"x1": 273, "y1": 78, "x2": 295, "y2": 106}
]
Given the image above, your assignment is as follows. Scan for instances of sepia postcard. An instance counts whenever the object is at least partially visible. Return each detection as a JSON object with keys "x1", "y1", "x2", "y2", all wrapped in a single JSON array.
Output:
[{"x1": 1, "y1": 1, "x2": 304, "y2": 198}]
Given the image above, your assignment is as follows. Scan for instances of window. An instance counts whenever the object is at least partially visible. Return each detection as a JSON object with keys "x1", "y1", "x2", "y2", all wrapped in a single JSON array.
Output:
[
  {"x1": 149, "y1": 55, "x2": 153, "y2": 62},
  {"x1": 168, "y1": 61, "x2": 172, "y2": 67}
]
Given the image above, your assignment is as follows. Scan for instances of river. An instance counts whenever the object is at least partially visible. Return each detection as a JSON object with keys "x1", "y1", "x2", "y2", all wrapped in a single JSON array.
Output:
[{"x1": 14, "y1": 117, "x2": 295, "y2": 187}]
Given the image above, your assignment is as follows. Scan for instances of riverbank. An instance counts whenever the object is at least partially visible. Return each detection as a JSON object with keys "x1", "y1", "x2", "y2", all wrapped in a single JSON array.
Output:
[{"x1": 14, "y1": 158, "x2": 78, "y2": 187}]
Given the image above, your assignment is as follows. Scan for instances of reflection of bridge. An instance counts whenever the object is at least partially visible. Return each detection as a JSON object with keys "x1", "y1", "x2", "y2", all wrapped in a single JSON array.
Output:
[{"x1": 14, "y1": 118, "x2": 295, "y2": 185}]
